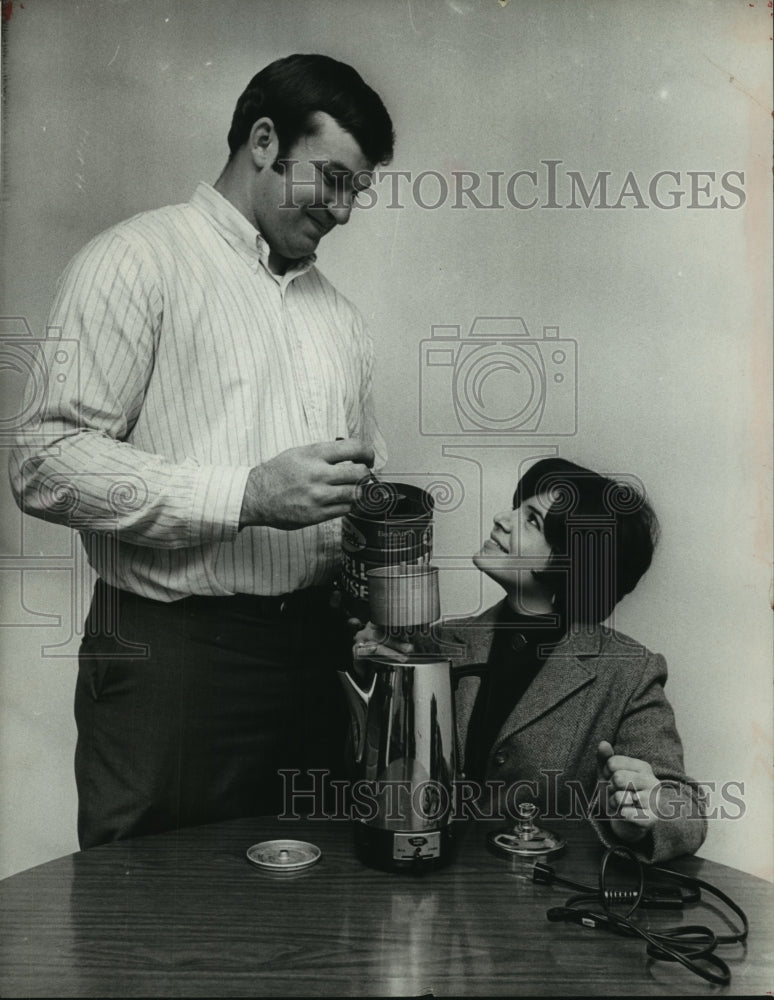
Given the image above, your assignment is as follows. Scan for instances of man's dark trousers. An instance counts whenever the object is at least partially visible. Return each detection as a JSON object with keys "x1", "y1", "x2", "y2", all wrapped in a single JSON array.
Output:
[{"x1": 75, "y1": 579, "x2": 350, "y2": 848}]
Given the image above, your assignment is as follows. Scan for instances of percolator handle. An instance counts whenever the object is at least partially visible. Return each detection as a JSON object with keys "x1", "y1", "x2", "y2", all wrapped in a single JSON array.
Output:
[{"x1": 451, "y1": 662, "x2": 490, "y2": 692}]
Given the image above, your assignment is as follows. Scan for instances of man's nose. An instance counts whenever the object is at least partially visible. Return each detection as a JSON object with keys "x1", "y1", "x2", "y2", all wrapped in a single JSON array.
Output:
[{"x1": 324, "y1": 194, "x2": 354, "y2": 226}]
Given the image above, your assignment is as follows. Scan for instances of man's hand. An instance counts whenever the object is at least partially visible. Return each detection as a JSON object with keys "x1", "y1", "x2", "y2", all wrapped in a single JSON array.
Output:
[
  {"x1": 597, "y1": 740, "x2": 662, "y2": 844},
  {"x1": 239, "y1": 440, "x2": 374, "y2": 530}
]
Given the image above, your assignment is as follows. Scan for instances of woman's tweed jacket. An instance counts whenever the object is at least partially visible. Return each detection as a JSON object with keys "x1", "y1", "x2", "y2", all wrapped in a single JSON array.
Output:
[{"x1": 423, "y1": 600, "x2": 707, "y2": 863}]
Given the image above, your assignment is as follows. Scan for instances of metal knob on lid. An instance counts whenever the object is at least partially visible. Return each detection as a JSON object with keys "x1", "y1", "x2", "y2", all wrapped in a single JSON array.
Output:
[{"x1": 487, "y1": 802, "x2": 566, "y2": 858}]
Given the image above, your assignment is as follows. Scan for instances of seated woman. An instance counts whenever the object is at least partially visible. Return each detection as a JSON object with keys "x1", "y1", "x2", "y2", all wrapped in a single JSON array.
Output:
[{"x1": 355, "y1": 457, "x2": 706, "y2": 862}]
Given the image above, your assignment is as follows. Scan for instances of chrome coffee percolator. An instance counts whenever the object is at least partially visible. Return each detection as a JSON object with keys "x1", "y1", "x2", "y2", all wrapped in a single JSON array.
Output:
[{"x1": 339, "y1": 540, "x2": 458, "y2": 872}]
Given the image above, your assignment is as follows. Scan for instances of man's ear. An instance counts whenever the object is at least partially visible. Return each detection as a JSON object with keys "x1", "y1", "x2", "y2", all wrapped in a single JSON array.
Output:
[{"x1": 249, "y1": 117, "x2": 278, "y2": 169}]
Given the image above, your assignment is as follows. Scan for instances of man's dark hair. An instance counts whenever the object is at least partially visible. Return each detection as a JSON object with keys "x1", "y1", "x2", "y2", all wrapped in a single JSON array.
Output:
[
  {"x1": 227, "y1": 53, "x2": 395, "y2": 166},
  {"x1": 513, "y1": 457, "x2": 659, "y2": 626}
]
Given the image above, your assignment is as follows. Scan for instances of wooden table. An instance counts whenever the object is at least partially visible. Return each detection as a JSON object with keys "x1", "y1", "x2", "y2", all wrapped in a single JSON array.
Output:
[{"x1": 1, "y1": 816, "x2": 772, "y2": 997}]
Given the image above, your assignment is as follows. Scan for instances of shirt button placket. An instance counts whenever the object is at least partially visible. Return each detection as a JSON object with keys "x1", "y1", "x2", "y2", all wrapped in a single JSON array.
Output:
[
  {"x1": 283, "y1": 281, "x2": 336, "y2": 576},
  {"x1": 284, "y1": 284, "x2": 321, "y2": 436}
]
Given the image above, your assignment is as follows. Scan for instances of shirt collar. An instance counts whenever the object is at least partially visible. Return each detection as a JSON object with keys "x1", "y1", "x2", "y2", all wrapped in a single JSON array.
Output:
[{"x1": 189, "y1": 182, "x2": 317, "y2": 278}]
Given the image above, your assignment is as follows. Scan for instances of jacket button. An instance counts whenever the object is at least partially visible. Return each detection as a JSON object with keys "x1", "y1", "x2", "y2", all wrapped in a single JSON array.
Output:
[{"x1": 493, "y1": 752, "x2": 506, "y2": 766}]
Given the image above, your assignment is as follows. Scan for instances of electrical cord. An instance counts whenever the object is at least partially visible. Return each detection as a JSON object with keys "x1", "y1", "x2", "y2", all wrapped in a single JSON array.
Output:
[
  {"x1": 534, "y1": 845, "x2": 749, "y2": 987},
  {"x1": 531, "y1": 854, "x2": 700, "y2": 909}
]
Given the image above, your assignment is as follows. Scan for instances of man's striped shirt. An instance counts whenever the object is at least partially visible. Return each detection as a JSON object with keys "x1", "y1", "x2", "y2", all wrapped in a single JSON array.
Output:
[{"x1": 9, "y1": 183, "x2": 385, "y2": 600}]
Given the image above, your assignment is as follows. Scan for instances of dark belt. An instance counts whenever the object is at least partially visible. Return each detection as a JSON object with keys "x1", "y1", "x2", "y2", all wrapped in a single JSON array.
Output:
[
  {"x1": 216, "y1": 586, "x2": 335, "y2": 618},
  {"x1": 183, "y1": 586, "x2": 340, "y2": 622},
  {"x1": 94, "y1": 580, "x2": 336, "y2": 619}
]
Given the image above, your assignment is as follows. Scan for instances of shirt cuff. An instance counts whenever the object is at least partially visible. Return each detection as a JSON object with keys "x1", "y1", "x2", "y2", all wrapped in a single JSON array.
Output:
[{"x1": 190, "y1": 464, "x2": 252, "y2": 544}]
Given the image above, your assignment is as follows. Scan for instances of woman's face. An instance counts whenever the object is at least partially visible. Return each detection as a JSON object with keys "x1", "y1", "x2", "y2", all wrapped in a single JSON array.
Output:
[{"x1": 473, "y1": 492, "x2": 555, "y2": 611}]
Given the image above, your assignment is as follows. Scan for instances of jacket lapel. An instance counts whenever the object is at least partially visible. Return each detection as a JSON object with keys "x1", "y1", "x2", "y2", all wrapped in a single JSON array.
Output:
[
  {"x1": 442, "y1": 604, "x2": 606, "y2": 759},
  {"x1": 495, "y1": 626, "x2": 602, "y2": 741},
  {"x1": 444, "y1": 602, "x2": 503, "y2": 664}
]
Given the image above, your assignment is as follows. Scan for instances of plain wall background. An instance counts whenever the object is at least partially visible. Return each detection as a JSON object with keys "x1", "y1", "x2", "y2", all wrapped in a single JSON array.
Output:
[{"x1": 1, "y1": 0, "x2": 771, "y2": 880}]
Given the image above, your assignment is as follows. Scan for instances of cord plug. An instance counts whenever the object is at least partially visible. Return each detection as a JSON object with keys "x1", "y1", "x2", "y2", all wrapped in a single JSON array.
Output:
[
  {"x1": 531, "y1": 862, "x2": 556, "y2": 885},
  {"x1": 546, "y1": 906, "x2": 611, "y2": 929},
  {"x1": 641, "y1": 886, "x2": 699, "y2": 909}
]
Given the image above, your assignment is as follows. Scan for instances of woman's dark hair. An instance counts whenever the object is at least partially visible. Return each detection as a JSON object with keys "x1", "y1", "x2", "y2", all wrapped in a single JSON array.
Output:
[
  {"x1": 513, "y1": 457, "x2": 659, "y2": 627},
  {"x1": 227, "y1": 53, "x2": 395, "y2": 166}
]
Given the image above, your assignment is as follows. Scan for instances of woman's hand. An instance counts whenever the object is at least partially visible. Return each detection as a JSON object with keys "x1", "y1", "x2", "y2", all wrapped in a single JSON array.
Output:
[
  {"x1": 350, "y1": 620, "x2": 414, "y2": 661},
  {"x1": 597, "y1": 740, "x2": 662, "y2": 844}
]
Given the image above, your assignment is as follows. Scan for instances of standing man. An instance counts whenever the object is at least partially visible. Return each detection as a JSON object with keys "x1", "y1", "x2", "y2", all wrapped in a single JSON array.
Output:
[{"x1": 9, "y1": 54, "x2": 395, "y2": 848}]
